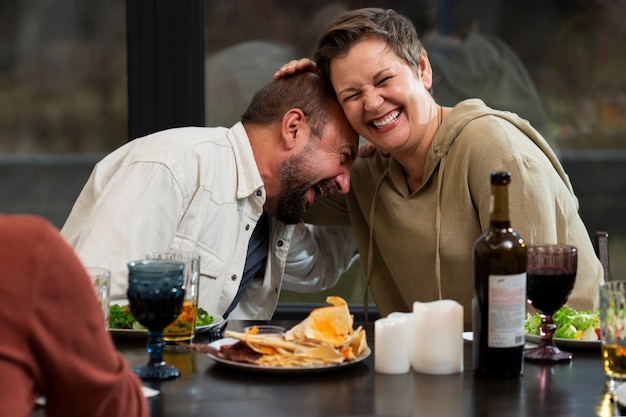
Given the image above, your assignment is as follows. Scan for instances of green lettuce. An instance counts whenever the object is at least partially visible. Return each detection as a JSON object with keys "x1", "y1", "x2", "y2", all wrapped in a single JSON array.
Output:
[
  {"x1": 107, "y1": 304, "x2": 213, "y2": 329},
  {"x1": 525, "y1": 305, "x2": 599, "y2": 340}
]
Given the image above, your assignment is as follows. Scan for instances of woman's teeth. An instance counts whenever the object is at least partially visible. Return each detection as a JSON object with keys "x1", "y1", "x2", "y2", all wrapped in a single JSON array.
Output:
[{"x1": 372, "y1": 110, "x2": 400, "y2": 129}]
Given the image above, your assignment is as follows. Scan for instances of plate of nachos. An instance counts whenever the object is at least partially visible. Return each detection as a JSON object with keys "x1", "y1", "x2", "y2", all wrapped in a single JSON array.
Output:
[{"x1": 192, "y1": 296, "x2": 370, "y2": 373}]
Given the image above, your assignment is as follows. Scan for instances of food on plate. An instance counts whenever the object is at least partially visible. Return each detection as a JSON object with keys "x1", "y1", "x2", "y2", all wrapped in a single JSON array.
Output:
[
  {"x1": 195, "y1": 307, "x2": 214, "y2": 327},
  {"x1": 525, "y1": 305, "x2": 600, "y2": 341},
  {"x1": 284, "y1": 295, "x2": 354, "y2": 347},
  {"x1": 108, "y1": 303, "x2": 214, "y2": 330},
  {"x1": 196, "y1": 296, "x2": 368, "y2": 367}
]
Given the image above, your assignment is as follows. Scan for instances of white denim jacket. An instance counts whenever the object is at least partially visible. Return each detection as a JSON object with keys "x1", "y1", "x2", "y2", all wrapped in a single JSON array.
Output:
[{"x1": 61, "y1": 124, "x2": 358, "y2": 319}]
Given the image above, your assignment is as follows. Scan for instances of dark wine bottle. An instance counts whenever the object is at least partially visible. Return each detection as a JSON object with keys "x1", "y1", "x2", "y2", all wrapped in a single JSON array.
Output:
[{"x1": 473, "y1": 171, "x2": 527, "y2": 378}]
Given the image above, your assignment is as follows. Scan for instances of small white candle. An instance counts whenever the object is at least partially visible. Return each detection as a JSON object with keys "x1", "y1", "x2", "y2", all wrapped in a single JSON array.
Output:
[
  {"x1": 375, "y1": 316, "x2": 411, "y2": 374},
  {"x1": 412, "y1": 300, "x2": 464, "y2": 375},
  {"x1": 387, "y1": 312, "x2": 414, "y2": 366}
]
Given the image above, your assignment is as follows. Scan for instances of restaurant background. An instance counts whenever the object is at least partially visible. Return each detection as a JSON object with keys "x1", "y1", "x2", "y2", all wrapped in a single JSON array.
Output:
[{"x1": 0, "y1": 0, "x2": 624, "y2": 308}]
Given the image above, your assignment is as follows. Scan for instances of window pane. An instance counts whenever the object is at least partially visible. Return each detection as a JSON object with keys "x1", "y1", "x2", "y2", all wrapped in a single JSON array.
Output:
[
  {"x1": 0, "y1": 1, "x2": 127, "y2": 154},
  {"x1": 0, "y1": 1, "x2": 126, "y2": 227}
]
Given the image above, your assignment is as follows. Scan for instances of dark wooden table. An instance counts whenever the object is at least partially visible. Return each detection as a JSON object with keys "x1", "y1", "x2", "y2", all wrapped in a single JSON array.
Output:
[{"x1": 105, "y1": 319, "x2": 620, "y2": 417}]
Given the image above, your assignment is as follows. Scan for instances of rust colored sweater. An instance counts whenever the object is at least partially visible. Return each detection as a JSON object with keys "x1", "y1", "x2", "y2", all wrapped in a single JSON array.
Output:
[{"x1": 0, "y1": 214, "x2": 148, "y2": 417}]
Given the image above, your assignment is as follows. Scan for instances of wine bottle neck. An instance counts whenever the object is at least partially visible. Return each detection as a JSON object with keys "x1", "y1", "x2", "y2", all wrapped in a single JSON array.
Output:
[{"x1": 490, "y1": 183, "x2": 511, "y2": 226}]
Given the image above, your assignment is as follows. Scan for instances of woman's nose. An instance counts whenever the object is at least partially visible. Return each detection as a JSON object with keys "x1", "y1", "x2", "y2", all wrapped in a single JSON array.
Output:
[{"x1": 363, "y1": 89, "x2": 383, "y2": 112}]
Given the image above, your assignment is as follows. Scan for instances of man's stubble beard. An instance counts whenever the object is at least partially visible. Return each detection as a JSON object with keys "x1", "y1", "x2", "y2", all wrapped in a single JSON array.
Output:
[{"x1": 275, "y1": 146, "x2": 337, "y2": 224}]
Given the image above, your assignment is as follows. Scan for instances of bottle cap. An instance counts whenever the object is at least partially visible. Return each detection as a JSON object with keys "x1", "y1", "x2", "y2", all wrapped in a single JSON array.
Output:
[{"x1": 490, "y1": 171, "x2": 511, "y2": 185}]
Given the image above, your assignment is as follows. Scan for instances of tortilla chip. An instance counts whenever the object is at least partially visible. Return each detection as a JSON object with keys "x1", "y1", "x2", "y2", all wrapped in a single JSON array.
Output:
[
  {"x1": 348, "y1": 327, "x2": 368, "y2": 356},
  {"x1": 293, "y1": 340, "x2": 345, "y2": 364},
  {"x1": 284, "y1": 296, "x2": 354, "y2": 347}
]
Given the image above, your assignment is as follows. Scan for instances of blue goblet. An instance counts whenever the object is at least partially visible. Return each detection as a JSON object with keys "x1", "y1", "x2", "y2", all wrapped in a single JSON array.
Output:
[{"x1": 127, "y1": 259, "x2": 185, "y2": 380}]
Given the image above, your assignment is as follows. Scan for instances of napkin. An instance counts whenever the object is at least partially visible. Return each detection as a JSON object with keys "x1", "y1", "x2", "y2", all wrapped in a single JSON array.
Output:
[
  {"x1": 141, "y1": 386, "x2": 160, "y2": 398},
  {"x1": 34, "y1": 386, "x2": 160, "y2": 407}
]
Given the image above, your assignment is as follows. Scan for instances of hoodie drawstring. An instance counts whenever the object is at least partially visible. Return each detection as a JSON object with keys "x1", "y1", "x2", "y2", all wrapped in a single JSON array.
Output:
[
  {"x1": 363, "y1": 164, "x2": 390, "y2": 322},
  {"x1": 434, "y1": 154, "x2": 447, "y2": 300}
]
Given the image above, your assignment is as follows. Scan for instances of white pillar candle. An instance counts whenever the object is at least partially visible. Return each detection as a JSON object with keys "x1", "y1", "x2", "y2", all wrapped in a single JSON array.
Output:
[
  {"x1": 412, "y1": 300, "x2": 464, "y2": 375},
  {"x1": 375, "y1": 316, "x2": 411, "y2": 374},
  {"x1": 387, "y1": 312, "x2": 414, "y2": 367}
]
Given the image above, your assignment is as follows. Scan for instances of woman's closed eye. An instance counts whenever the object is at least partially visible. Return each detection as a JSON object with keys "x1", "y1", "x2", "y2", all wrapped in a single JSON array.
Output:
[
  {"x1": 341, "y1": 91, "x2": 361, "y2": 103},
  {"x1": 374, "y1": 75, "x2": 393, "y2": 86}
]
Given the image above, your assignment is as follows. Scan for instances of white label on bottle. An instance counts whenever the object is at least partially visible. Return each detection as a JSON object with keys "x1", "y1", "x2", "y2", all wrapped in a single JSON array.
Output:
[{"x1": 488, "y1": 273, "x2": 526, "y2": 348}]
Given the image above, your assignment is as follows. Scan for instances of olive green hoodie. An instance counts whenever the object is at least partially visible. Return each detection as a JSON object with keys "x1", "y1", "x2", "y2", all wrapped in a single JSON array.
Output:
[{"x1": 306, "y1": 99, "x2": 602, "y2": 326}]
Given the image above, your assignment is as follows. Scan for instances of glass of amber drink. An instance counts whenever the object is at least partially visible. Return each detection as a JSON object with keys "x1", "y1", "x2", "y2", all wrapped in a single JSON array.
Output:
[
  {"x1": 600, "y1": 281, "x2": 626, "y2": 395},
  {"x1": 146, "y1": 251, "x2": 200, "y2": 344}
]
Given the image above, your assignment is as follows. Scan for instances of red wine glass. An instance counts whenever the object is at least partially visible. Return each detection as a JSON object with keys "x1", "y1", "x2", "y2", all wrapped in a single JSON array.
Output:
[{"x1": 525, "y1": 244, "x2": 577, "y2": 363}]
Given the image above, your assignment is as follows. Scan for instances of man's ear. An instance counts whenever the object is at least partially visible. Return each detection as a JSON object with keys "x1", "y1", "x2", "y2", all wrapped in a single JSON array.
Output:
[{"x1": 281, "y1": 109, "x2": 305, "y2": 150}]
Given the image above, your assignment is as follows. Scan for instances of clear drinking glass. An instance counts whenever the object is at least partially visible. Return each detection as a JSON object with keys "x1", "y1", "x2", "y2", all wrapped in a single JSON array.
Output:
[
  {"x1": 146, "y1": 251, "x2": 200, "y2": 343},
  {"x1": 600, "y1": 281, "x2": 626, "y2": 395},
  {"x1": 86, "y1": 267, "x2": 110, "y2": 327}
]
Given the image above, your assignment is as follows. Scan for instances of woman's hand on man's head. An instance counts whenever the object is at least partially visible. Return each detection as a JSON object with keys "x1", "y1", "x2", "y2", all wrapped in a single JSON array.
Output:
[{"x1": 274, "y1": 58, "x2": 317, "y2": 79}]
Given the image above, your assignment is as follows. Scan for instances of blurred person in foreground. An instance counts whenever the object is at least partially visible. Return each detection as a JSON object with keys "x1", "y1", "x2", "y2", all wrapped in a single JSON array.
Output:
[
  {"x1": 61, "y1": 72, "x2": 359, "y2": 320},
  {"x1": 275, "y1": 8, "x2": 603, "y2": 325},
  {"x1": 0, "y1": 214, "x2": 148, "y2": 417}
]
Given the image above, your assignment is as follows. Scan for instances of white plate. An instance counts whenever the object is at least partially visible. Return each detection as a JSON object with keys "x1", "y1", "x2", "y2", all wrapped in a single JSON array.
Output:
[
  {"x1": 463, "y1": 332, "x2": 539, "y2": 349},
  {"x1": 108, "y1": 314, "x2": 224, "y2": 338},
  {"x1": 206, "y1": 337, "x2": 371, "y2": 374},
  {"x1": 525, "y1": 333, "x2": 600, "y2": 349},
  {"x1": 464, "y1": 332, "x2": 599, "y2": 350}
]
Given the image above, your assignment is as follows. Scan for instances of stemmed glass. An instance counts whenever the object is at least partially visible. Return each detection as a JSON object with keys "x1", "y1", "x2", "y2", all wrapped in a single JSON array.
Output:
[
  {"x1": 127, "y1": 259, "x2": 186, "y2": 380},
  {"x1": 525, "y1": 244, "x2": 578, "y2": 363}
]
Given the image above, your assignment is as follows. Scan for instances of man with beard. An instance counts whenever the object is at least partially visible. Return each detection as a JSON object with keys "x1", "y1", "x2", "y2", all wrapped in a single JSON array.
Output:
[{"x1": 61, "y1": 72, "x2": 359, "y2": 319}]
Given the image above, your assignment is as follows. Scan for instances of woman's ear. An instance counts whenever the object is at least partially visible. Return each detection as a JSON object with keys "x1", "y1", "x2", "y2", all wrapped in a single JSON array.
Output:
[{"x1": 418, "y1": 51, "x2": 433, "y2": 90}]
